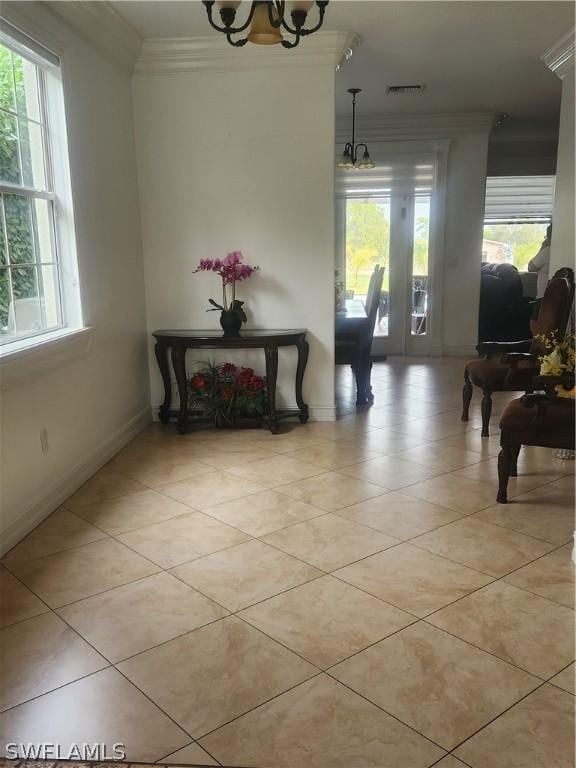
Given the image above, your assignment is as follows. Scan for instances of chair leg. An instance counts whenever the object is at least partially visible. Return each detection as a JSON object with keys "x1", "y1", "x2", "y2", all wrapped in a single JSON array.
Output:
[
  {"x1": 510, "y1": 444, "x2": 521, "y2": 477},
  {"x1": 481, "y1": 388, "x2": 492, "y2": 437},
  {"x1": 462, "y1": 369, "x2": 473, "y2": 422},
  {"x1": 497, "y1": 437, "x2": 517, "y2": 503},
  {"x1": 352, "y1": 362, "x2": 368, "y2": 406},
  {"x1": 353, "y1": 351, "x2": 373, "y2": 407},
  {"x1": 366, "y1": 360, "x2": 374, "y2": 404}
]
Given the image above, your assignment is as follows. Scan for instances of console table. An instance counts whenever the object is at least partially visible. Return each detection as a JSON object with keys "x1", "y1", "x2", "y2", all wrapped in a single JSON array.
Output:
[{"x1": 153, "y1": 329, "x2": 309, "y2": 434}]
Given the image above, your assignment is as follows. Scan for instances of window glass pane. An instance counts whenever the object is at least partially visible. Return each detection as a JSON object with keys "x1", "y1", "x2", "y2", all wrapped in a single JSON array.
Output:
[
  {"x1": 0, "y1": 36, "x2": 74, "y2": 345},
  {"x1": 32, "y1": 198, "x2": 54, "y2": 263},
  {"x1": 12, "y1": 264, "x2": 38, "y2": 300},
  {"x1": 11, "y1": 265, "x2": 42, "y2": 335},
  {"x1": 13, "y1": 52, "x2": 41, "y2": 122},
  {"x1": 482, "y1": 222, "x2": 549, "y2": 270},
  {"x1": 0, "y1": 45, "x2": 46, "y2": 190},
  {"x1": 346, "y1": 198, "x2": 390, "y2": 338},
  {"x1": 0, "y1": 269, "x2": 10, "y2": 331},
  {"x1": 5, "y1": 194, "x2": 35, "y2": 264},
  {"x1": 0, "y1": 200, "x2": 6, "y2": 266},
  {"x1": 412, "y1": 195, "x2": 430, "y2": 336},
  {"x1": 19, "y1": 118, "x2": 46, "y2": 190},
  {"x1": 0, "y1": 46, "x2": 16, "y2": 113},
  {"x1": 41, "y1": 263, "x2": 61, "y2": 327},
  {"x1": 0, "y1": 111, "x2": 21, "y2": 184}
]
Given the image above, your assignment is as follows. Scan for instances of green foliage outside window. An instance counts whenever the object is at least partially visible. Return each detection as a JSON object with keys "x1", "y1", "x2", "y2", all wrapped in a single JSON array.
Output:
[
  {"x1": 346, "y1": 200, "x2": 390, "y2": 295},
  {"x1": 482, "y1": 222, "x2": 549, "y2": 271},
  {"x1": 0, "y1": 43, "x2": 41, "y2": 330},
  {"x1": 345, "y1": 199, "x2": 430, "y2": 297},
  {"x1": 413, "y1": 215, "x2": 429, "y2": 277}
]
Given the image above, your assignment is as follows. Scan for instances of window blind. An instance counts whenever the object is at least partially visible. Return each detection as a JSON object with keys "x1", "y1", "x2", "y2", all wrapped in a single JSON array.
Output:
[
  {"x1": 484, "y1": 176, "x2": 555, "y2": 223},
  {"x1": 336, "y1": 162, "x2": 435, "y2": 198}
]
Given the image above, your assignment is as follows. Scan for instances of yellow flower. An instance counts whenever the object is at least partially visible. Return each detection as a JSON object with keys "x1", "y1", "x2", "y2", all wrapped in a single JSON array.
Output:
[{"x1": 540, "y1": 349, "x2": 565, "y2": 376}]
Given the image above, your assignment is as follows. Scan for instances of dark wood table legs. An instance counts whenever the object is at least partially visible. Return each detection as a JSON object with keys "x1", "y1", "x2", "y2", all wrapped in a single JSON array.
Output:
[
  {"x1": 155, "y1": 342, "x2": 172, "y2": 423},
  {"x1": 264, "y1": 344, "x2": 279, "y2": 434},
  {"x1": 296, "y1": 338, "x2": 310, "y2": 423},
  {"x1": 152, "y1": 330, "x2": 310, "y2": 434},
  {"x1": 171, "y1": 347, "x2": 189, "y2": 435}
]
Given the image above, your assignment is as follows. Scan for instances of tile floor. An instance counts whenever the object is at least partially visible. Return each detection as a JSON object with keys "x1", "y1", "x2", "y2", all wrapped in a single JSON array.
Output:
[{"x1": 0, "y1": 357, "x2": 574, "y2": 768}]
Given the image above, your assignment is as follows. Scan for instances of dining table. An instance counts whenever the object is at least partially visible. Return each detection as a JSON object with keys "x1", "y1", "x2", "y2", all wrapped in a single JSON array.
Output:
[{"x1": 335, "y1": 298, "x2": 368, "y2": 330}]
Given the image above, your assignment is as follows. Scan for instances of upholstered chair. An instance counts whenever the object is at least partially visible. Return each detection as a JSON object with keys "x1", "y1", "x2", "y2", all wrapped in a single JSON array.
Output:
[
  {"x1": 496, "y1": 375, "x2": 575, "y2": 503},
  {"x1": 462, "y1": 271, "x2": 574, "y2": 437}
]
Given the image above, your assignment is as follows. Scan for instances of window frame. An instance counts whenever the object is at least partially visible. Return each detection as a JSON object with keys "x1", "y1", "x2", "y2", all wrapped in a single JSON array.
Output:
[{"x1": 0, "y1": 28, "x2": 82, "y2": 356}]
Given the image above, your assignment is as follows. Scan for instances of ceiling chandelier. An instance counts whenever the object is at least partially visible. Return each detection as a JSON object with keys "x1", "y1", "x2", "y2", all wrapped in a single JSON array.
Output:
[
  {"x1": 202, "y1": 1, "x2": 330, "y2": 49},
  {"x1": 337, "y1": 88, "x2": 375, "y2": 170}
]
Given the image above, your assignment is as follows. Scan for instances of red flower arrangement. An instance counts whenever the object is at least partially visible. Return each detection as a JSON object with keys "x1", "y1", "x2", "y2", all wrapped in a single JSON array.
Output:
[{"x1": 189, "y1": 361, "x2": 267, "y2": 427}]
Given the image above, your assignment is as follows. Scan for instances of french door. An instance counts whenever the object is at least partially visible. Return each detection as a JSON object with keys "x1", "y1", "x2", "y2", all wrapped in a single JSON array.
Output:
[{"x1": 342, "y1": 192, "x2": 431, "y2": 356}]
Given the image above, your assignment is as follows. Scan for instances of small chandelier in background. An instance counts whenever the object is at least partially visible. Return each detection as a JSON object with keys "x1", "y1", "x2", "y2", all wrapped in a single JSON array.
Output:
[
  {"x1": 337, "y1": 89, "x2": 375, "y2": 170},
  {"x1": 202, "y1": 1, "x2": 330, "y2": 49}
]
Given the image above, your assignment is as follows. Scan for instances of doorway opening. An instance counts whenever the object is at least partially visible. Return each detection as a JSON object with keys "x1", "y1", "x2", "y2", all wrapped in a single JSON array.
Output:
[{"x1": 342, "y1": 192, "x2": 432, "y2": 355}]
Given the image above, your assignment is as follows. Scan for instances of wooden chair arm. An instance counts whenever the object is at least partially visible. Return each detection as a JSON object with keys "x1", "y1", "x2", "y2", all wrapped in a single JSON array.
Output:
[
  {"x1": 476, "y1": 340, "x2": 532, "y2": 358},
  {"x1": 500, "y1": 352, "x2": 539, "y2": 366}
]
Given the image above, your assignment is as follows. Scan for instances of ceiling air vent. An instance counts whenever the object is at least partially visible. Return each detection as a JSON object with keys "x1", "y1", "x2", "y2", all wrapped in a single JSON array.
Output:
[{"x1": 386, "y1": 84, "x2": 426, "y2": 95}]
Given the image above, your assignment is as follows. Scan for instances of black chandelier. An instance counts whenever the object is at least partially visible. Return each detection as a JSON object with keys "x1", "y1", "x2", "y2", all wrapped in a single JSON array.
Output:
[
  {"x1": 202, "y1": 1, "x2": 330, "y2": 49},
  {"x1": 337, "y1": 88, "x2": 375, "y2": 170}
]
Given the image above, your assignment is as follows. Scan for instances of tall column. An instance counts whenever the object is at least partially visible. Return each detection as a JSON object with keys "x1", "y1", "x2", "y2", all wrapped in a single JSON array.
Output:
[{"x1": 542, "y1": 30, "x2": 575, "y2": 273}]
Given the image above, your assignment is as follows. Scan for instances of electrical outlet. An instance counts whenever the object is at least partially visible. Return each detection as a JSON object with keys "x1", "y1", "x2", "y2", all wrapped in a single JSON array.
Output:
[{"x1": 40, "y1": 428, "x2": 49, "y2": 453}]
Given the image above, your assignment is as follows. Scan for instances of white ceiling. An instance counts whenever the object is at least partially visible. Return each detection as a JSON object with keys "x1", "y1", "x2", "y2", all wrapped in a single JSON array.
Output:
[{"x1": 112, "y1": 1, "x2": 574, "y2": 119}]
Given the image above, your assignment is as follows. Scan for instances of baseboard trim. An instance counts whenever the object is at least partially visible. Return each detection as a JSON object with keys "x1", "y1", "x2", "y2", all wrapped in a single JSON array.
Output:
[
  {"x1": 307, "y1": 406, "x2": 337, "y2": 422},
  {"x1": 0, "y1": 407, "x2": 152, "y2": 557}
]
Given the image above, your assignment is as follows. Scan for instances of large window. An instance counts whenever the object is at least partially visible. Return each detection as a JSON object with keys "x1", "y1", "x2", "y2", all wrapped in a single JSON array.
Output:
[
  {"x1": 482, "y1": 176, "x2": 555, "y2": 270},
  {"x1": 482, "y1": 222, "x2": 550, "y2": 270},
  {"x1": 0, "y1": 33, "x2": 79, "y2": 348}
]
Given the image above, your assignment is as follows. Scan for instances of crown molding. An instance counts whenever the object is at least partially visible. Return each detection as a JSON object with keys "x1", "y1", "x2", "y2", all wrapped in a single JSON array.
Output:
[
  {"x1": 44, "y1": 1, "x2": 142, "y2": 72},
  {"x1": 542, "y1": 29, "x2": 575, "y2": 80},
  {"x1": 135, "y1": 31, "x2": 360, "y2": 75},
  {"x1": 335, "y1": 112, "x2": 495, "y2": 142}
]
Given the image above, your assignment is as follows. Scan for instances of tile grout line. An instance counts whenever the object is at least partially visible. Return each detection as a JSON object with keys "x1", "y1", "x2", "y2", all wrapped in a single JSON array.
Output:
[
  {"x1": 444, "y1": 677, "x2": 554, "y2": 759},
  {"x1": 3, "y1": 486, "x2": 572, "y2": 647},
  {"x1": 321, "y1": 668, "x2": 450, "y2": 756},
  {"x1": 6, "y1": 447, "x2": 568, "y2": 574},
  {"x1": 3, "y1": 567, "x2": 210, "y2": 752},
  {"x1": 2, "y1": 364, "x2": 573, "y2": 765}
]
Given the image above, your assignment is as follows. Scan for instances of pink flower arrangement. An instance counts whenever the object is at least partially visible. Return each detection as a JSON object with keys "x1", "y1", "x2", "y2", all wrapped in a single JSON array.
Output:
[{"x1": 194, "y1": 251, "x2": 259, "y2": 321}]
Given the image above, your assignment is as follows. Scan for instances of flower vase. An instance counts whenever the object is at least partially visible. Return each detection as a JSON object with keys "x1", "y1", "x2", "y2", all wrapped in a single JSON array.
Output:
[{"x1": 220, "y1": 310, "x2": 242, "y2": 337}]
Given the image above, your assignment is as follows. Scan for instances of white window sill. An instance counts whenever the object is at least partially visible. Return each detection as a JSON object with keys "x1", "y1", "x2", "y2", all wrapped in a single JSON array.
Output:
[{"x1": 0, "y1": 327, "x2": 93, "y2": 390}]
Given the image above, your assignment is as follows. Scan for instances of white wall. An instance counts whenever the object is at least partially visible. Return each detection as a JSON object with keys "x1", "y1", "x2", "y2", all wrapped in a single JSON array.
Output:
[
  {"x1": 133, "y1": 60, "x2": 336, "y2": 420},
  {"x1": 0, "y1": 5, "x2": 149, "y2": 553},
  {"x1": 550, "y1": 66, "x2": 575, "y2": 274}
]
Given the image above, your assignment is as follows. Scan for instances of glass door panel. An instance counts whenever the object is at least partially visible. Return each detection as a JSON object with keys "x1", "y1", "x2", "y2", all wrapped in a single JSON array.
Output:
[
  {"x1": 343, "y1": 193, "x2": 432, "y2": 356},
  {"x1": 345, "y1": 198, "x2": 390, "y2": 337},
  {"x1": 411, "y1": 194, "x2": 431, "y2": 337}
]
